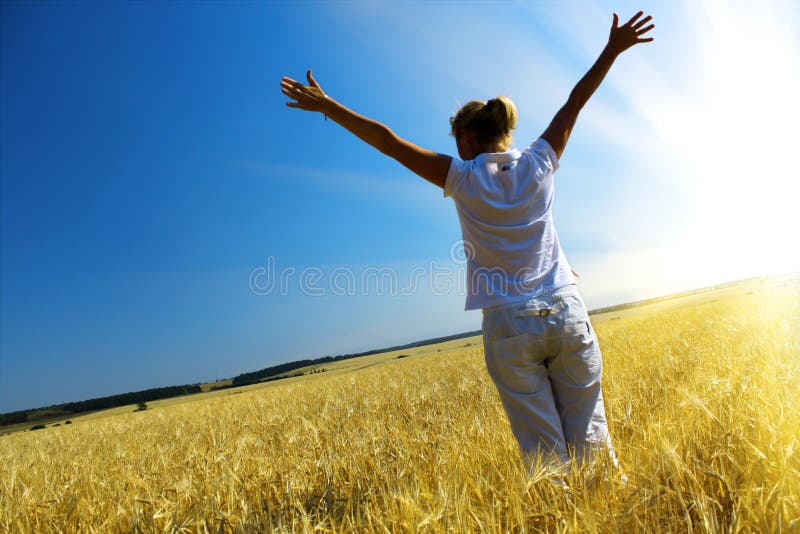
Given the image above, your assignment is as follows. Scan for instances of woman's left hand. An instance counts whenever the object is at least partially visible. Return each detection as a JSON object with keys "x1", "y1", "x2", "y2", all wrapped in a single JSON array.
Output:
[
  {"x1": 607, "y1": 11, "x2": 655, "y2": 55},
  {"x1": 281, "y1": 69, "x2": 329, "y2": 113}
]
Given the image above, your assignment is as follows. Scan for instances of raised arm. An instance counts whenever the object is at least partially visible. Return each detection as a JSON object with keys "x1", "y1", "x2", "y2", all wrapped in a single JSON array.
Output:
[
  {"x1": 540, "y1": 11, "x2": 655, "y2": 160},
  {"x1": 280, "y1": 70, "x2": 451, "y2": 189}
]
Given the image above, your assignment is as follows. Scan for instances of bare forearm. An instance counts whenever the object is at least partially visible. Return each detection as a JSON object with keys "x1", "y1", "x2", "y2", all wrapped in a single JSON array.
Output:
[
  {"x1": 323, "y1": 98, "x2": 394, "y2": 155},
  {"x1": 541, "y1": 43, "x2": 632, "y2": 158},
  {"x1": 568, "y1": 44, "x2": 619, "y2": 110},
  {"x1": 538, "y1": 11, "x2": 653, "y2": 160},
  {"x1": 281, "y1": 70, "x2": 451, "y2": 188}
]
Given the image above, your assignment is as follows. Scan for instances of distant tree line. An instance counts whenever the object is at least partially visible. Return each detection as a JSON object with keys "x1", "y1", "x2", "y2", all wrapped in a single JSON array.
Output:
[
  {"x1": 2, "y1": 328, "x2": 485, "y2": 426},
  {"x1": 232, "y1": 360, "x2": 318, "y2": 387},
  {"x1": 231, "y1": 330, "x2": 482, "y2": 387},
  {"x1": 0, "y1": 384, "x2": 201, "y2": 427},
  {"x1": 0, "y1": 411, "x2": 28, "y2": 426},
  {"x1": 59, "y1": 384, "x2": 201, "y2": 413}
]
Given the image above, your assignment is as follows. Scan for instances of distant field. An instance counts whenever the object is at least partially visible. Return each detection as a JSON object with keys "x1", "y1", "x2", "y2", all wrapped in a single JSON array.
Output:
[
  {"x1": 0, "y1": 328, "x2": 482, "y2": 436},
  {"x1": 1, "y1": 275, "x2": 798, "y2": 531}
]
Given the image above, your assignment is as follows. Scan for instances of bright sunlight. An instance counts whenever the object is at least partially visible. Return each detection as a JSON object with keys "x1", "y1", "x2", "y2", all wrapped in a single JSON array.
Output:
[{"x1": 647, "y1": 1, "x2": 799, "y2": 279}]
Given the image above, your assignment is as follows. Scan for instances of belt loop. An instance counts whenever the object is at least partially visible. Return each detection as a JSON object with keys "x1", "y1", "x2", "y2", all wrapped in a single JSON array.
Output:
[{"x1": 513, "y1": 307, "x2": 552, "y2": 318}]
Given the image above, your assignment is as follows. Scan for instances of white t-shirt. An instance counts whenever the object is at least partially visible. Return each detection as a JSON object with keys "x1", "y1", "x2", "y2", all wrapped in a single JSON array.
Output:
[{"x1": 444, "y1": 137, "x2": 576, "y2": 310}]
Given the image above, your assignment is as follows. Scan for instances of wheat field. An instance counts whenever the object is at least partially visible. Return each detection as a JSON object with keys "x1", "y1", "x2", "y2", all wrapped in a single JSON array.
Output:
[{"x1": 1, "y1": 276, "x2": 798, "y2": 532}]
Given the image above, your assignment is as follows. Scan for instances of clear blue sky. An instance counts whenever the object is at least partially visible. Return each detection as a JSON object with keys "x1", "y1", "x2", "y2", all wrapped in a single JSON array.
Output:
[{"x1": 2, "y1": 1, "x2": 798, "y2": 413}]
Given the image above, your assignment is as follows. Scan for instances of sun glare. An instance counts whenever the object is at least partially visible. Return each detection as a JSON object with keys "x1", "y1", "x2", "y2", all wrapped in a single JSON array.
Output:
[{"x1": 646, "y1": 1, "x2": 800, "y2": 280}]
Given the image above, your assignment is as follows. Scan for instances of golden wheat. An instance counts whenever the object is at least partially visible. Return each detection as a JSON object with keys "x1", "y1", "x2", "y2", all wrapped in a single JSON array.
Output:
[{"x1": 1, "y1": 278, "x2": 798, "y2": 532}]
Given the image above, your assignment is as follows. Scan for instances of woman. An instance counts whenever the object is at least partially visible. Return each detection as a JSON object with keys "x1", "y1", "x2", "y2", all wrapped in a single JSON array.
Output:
[{"x1": 281, "y1": 11, "x2": 654, "y2": 472}]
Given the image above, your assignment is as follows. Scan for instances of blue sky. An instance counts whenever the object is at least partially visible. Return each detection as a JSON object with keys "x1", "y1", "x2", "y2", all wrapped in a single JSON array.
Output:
[{"x1": 2, "y1": 1, "x2": 798, "y2": 413}]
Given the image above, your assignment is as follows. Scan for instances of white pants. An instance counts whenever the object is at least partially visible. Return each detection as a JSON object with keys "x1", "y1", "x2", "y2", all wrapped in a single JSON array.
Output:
[{"x1": 482, "y1": 285, "x2": 616, "y2": 469}]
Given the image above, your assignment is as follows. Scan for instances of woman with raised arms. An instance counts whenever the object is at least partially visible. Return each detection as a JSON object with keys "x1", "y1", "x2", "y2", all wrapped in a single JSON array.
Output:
[{"x1": 281, "y1": 11, "x2": 654, "y2": 476}]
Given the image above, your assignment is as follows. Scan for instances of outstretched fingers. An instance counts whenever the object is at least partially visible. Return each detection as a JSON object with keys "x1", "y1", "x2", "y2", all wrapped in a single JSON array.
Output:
[
  {"x1": 624, "y1": 10, "x2": 644, "y2": 27},
  {"x1": 608, "y1": 11, "x2": 655, "y2": 51},
  {"x1": 281, "y1": 77, "x2": 302, "y2": 91},
  {"x1": 281, "y1": 71, "x2": 326, "y2": 113},
  {"x1": 281, "y1": 77, "x2": 307, "y2": 100},
  {"x1": 636, "y1": 23, "x2": 655, "y2": 39},
  {"x1": 632, "y1": 15, "x2": 652, "y2": 30},
  {"x1": 280, "y1": 85, "x2": 296, "y2": 100}
]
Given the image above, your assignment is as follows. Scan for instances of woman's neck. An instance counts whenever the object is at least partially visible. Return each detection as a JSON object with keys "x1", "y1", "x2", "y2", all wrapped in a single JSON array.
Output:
[{"x1": 475, "y1": 143, "x2": 508, "y2": 157}]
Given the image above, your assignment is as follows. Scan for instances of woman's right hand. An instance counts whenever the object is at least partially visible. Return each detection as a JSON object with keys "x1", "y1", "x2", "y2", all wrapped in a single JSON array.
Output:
[
  {"x1": 281, "y1": 69, "x2": 329, "y2": 113},
  {"x1": 607, "y1": 11, "x2": 655, "y2": 55}
]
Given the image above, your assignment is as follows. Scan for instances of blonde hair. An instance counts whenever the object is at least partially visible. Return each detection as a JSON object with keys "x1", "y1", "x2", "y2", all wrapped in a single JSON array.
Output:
[{"x1": 449, "y1": 96, "x2": 518, "y2": 150}]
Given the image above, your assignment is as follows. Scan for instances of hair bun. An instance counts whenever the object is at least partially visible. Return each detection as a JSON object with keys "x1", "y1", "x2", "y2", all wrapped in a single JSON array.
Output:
[{"x1": 450, "y1": 95, "x2": 518, "y2": 149}]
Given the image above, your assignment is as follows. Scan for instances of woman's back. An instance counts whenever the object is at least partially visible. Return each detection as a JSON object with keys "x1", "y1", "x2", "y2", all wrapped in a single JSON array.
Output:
[{"x1": 444, "y1": 138, "x2": 576, "y2": 310}]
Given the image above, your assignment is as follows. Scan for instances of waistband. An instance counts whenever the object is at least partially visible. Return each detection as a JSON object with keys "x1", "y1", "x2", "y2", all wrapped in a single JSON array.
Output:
[{"x1": 481, "y1": 284, "x2": 580, "y2": 316}]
